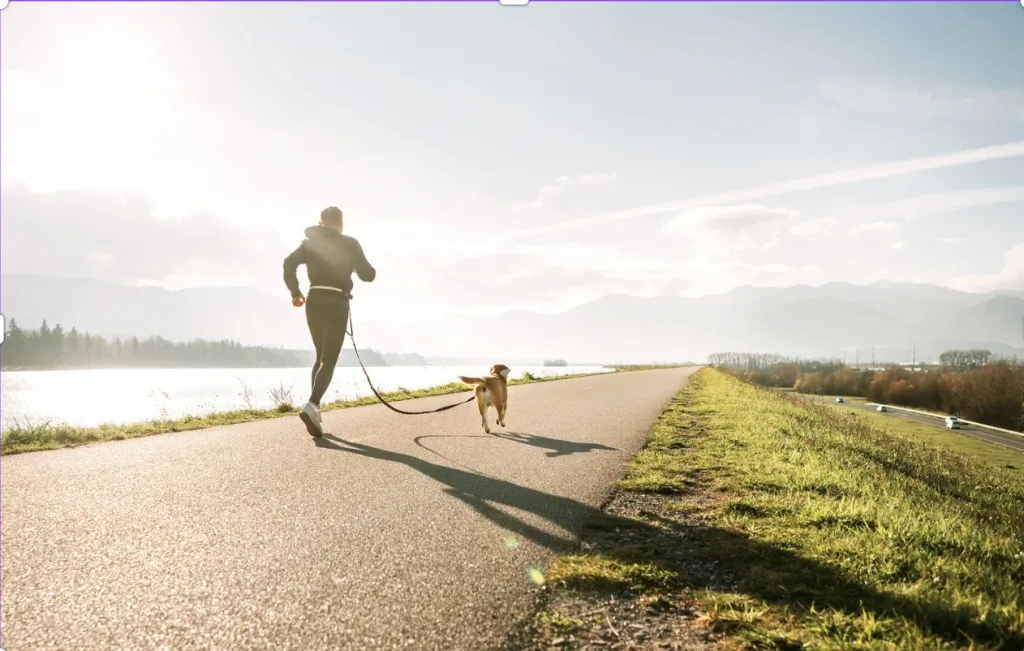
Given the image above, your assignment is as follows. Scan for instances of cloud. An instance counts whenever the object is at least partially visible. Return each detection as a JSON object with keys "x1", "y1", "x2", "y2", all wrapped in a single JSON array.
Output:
[
  {"x1": 791, "y1": 217, "x2": 838, "y2": 238},
  {"x1": 940, "y1": 237, "x2": 964, "y2": 245},
  {"x1": 952, "y1": 244, "x2": 1024, "y2": 293},
  {"x1": 819, "y1": 78, "x2": 1024, "y2": 122},
  {"x1": 662, "y1": 204, "x2": 798, "y2": 235},
  {"x1": 892, "y1": 241, "x2": 905, "y2": 251},
  {"x1": 487, "y1": 140, "x2": 1024, "y2": 242},
  {"x1": 530, "y1": 173, "x2": 617, "y2": 208},
  {"x1": 0, "y1": 185, "x2": 288, "y2": 289},
  {"x1": 832, "y1": 187, "x2": 1024, "y2": 224},
  {"x1": 850, "y1": 221, "x2": 898, "y2": 236},
  {"x1": 662, "y1": 203, "x2": 799, "y2": 256}
]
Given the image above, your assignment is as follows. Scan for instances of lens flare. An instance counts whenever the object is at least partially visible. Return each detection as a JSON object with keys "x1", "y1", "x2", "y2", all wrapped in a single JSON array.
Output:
[{"x1": 527, "y1": 567, "x2": 546, "y2": 585}]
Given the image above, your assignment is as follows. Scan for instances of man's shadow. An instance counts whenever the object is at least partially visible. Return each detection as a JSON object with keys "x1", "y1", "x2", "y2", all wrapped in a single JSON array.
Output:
[
  {"x1": 583, "y1": 520, "x2": 1024, "y2": 650},
  {"x1": 313, "y1": 436, "x2": 1021, "y2": 648},
  {"x1": 315, "y1": 434, "x2": 601, "y2": 552}
]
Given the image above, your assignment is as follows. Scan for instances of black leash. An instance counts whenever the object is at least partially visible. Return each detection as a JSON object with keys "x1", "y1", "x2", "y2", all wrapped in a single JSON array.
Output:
[{"x1": 343, "y1": 303, "x2": 475, "y2": 416}]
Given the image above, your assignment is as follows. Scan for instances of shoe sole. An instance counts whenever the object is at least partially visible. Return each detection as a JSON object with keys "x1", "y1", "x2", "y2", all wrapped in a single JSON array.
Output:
[{"x1": 299, "y1": 411, "x2": 323, "y2": 438}]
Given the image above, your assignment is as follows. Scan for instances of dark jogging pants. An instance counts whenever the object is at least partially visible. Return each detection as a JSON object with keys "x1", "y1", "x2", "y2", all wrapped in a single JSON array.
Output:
[{"x1": 305, "y1": 300, "x2": 350, "y2": 406}]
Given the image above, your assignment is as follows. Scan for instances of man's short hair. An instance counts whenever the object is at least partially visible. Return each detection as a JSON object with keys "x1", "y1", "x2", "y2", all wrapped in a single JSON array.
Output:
[{"x1": 321, "y1": 206, "x2": 343, "y2": 226}]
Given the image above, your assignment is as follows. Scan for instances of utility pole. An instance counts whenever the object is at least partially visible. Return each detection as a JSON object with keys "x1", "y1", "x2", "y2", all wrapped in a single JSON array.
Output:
[
  {"x1": 871, "y1": 346, "x2": 875, "y2": 369},
  {"x1": 913, "y1": 343, "x2": 916, "y2": 368}
]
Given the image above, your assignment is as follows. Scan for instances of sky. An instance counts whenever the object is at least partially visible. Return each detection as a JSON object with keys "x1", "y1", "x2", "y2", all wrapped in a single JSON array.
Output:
[{"x1": 2, "y1": 1, "x2": 1024, "y2": 323}]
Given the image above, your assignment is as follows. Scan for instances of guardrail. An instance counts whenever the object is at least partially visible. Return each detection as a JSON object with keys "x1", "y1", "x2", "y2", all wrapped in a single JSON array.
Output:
[{"x1": 865, "y1": 403, "x2": 1024, "y2": 439}]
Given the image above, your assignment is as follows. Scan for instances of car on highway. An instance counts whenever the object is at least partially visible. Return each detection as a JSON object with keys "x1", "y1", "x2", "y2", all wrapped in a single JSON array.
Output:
[
  {"x1": 945, "y1": 416, "x2": 962, "y2": 430},
  {"x1": 835, "y1": 397, "x2": 845, "y2": 403},
  {"x1": 876, "y1": 405, "x2": 888, "y2": 412}
]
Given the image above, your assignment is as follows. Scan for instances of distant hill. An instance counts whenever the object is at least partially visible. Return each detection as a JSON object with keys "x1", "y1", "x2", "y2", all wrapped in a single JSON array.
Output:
[
  {"x1": 3, "y1": 274, "x2": 1022, "y2": 363},
  {"x1": 1, "y1": 274, "x2": 301, "y2": 347}
]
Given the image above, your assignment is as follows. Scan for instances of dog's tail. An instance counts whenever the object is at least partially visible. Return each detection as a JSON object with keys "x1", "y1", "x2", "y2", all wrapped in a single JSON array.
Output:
[{"x1": 459, "y1": 376, "x2": 487, "y2": 387}]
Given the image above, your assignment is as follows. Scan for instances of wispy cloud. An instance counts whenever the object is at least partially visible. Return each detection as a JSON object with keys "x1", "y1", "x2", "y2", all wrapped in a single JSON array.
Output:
[
  {"x1": 850, "y1": 221, "x2": 898, "y2": 236},
  {"x1": 662, "y1": 204, "x2": 798, "y2": 235},
  {"x1": 791, "y1": 217, "x2": 838, "y2": 238},
  {"x1": 662, "y1": 204, "x2": 799, "y2": 257},
  {"x1": 530, "y1": 173, "x2": 617, "y2": 207},
  {"x1": 819, "y1": 78, "x2": 1024, "y2": 122},
  {"x1": 832, "y1": 186, "x2": 1024, "y2": 224},
  {"x1": 940, "y1": 236, "x2": 964, "y2": 245},
  {"x1": 490, "y1": 140, "x2": 1024, "y2": 242}
]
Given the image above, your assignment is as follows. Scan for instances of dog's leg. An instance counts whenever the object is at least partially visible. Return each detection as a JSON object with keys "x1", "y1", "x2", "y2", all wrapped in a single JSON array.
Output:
[
  {"x1": 499, "y1": 386, "x2": 508, "y2": 427},
  {"x1": 495, "y1": 393, "x2": 507, "y2": 428},
  {"x1": 477, "y1": 392, "x2": 491, "y2": 434}
]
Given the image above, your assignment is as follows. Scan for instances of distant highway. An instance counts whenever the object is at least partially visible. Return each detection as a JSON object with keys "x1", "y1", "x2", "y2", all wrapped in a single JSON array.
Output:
[{"x1": 831, "y1": 399, "x2": 1024, "y2": 453}]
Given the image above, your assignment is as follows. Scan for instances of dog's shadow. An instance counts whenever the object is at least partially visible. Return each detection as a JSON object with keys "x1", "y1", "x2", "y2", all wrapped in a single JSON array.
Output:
[
  {"x1": 412, "y1": 430, "x2": 616, "y2": 459},
  {"x1": 493, "y1": 430, "x2": 617, "y2": 457}
]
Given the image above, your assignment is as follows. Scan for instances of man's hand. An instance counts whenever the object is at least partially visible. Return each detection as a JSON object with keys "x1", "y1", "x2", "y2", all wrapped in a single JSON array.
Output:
[{"x1": 292, "y1": 294, "x2": 306, "y2": 307}]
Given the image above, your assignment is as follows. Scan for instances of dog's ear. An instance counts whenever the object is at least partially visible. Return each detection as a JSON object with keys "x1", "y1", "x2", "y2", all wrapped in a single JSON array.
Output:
[{"x1": 494, "y1": 364, "x2": 511, "y2": 378}]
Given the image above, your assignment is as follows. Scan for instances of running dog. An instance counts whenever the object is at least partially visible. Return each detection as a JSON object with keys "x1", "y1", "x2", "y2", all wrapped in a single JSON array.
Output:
[{"x1": 458, "y1": 364, "x2": 511, "y2": 434}]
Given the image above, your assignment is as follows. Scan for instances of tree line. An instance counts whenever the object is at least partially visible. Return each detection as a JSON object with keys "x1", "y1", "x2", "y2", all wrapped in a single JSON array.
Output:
[
  {"x1": 711, "y1": 349, "x2": 1024, "y2": 432},
  {"x1": 1, "y1": 318, "x2": 390, "y2": 370},
  {"x1": 708, "y1": 352, "x2": 845, "y2": 388}
]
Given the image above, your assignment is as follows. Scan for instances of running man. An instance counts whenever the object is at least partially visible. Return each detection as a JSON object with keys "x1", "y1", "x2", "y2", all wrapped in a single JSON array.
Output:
[{"x1": 283, "y1": 206, "x2": 376, "y2": 438}]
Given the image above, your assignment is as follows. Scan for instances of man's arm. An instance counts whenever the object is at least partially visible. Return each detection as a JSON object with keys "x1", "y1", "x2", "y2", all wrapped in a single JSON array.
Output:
[
  {"x1": 352, "y1": 239, "x2": 376, "y2": 283},
  {"x1": 283, "y1": 243, "x2": 306, "y2": 298}
]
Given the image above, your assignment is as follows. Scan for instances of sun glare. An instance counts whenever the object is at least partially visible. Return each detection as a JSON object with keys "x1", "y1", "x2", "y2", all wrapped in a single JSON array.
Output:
[{"x1": 62, "y1": 30, "x2": 165, "y2": 120}]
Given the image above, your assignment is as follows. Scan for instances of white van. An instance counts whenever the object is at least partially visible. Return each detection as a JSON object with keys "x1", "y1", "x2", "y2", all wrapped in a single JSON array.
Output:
[{"x1": 945, "y1": 417, "x2": 961, "y2": 430}]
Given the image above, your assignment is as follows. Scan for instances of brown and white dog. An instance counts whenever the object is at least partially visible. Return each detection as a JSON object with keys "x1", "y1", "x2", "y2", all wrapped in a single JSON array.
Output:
[{"x1": 458, "y1": 364, "x2": 511, "y2": 434}]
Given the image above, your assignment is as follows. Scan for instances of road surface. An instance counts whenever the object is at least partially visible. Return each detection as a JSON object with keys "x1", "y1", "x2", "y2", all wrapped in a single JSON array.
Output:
[
  {"x1": 1, "y1": 367, "x2": 697, "y2": 651},
  {"x1": 832, "y1": 400, "x2": 1024, "y2": 453}
]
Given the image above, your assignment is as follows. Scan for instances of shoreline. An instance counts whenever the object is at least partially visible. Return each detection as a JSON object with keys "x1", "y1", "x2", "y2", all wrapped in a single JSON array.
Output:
[
  {"x1": 0, "y1": 367, "x2": 676, "y2": 456},
  {"x1": 0, "y1": 363, "x2": 597, "y2": 373}
]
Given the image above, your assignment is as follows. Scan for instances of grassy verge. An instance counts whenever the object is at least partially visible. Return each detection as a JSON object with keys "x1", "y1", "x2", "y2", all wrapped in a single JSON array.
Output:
[
  {"x1": 1, "y1": 370, "x2": 613, "y2": 455},
  {"x1": 830, "y1": 404, "x2": 1024, "y2": 472},
  {"x1": 513, "y1": 368, "x2": 1024, "y2": 650}
]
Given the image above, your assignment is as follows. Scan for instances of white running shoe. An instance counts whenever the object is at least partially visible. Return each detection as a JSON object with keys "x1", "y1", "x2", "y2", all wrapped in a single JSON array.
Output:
[{"x1": 299, "y1": 402, "x2": 323, "y2": 438}]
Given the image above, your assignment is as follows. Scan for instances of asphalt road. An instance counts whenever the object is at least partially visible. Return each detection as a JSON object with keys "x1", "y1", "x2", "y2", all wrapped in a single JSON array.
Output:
[
  {"x1": 831, "y1": 400, "x2": 1024, "y2": 453},
  {"x1": 1, "y1": 367, "x2": 698, "y2": 651}
]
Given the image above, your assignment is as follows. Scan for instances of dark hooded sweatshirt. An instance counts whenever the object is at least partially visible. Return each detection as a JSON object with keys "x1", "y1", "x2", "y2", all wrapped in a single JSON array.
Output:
[{"x1": 283, "y1": 226, "x2": 376, "y2": 305}]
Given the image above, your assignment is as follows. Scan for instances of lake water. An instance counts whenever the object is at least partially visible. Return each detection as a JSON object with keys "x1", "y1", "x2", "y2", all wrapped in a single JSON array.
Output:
[{"x1": 0, "y1": 365, "x2": 611, "y2": 430}]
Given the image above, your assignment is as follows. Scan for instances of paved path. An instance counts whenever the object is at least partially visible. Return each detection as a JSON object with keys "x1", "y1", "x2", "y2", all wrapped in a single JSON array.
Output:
[{"x1": 1, "y1": 367, "x2": 697, "y2": 651}]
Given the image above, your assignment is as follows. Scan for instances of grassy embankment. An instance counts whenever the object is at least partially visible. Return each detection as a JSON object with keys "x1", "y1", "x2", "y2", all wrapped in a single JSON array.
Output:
[
  {"x1": 1, "y1": 369, "x2": 621, "y2": 455},
  {"x1": 831, "y1": 404, "x2": 1024, "y2": 473},
  {"x1": 520, "y1": 368, "x2": 1024, "y2": 650}
]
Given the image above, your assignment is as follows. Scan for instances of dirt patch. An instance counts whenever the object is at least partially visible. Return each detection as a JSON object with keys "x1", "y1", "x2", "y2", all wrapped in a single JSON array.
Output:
[{"x1": 502, "y1": 489, "x2": 729, "y2": 651}]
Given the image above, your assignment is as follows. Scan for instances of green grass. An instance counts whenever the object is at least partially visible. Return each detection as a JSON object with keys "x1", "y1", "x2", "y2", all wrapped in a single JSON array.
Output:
[
  {"x1": 1, "y1": 370, "x2": 613, "y2": 455},
  {"x1": 830, "y1": 404, "x2": 1024, "y2": 473},
  {"x1": 546, "y1": 368, "x2": 1024, "y2": 650}
]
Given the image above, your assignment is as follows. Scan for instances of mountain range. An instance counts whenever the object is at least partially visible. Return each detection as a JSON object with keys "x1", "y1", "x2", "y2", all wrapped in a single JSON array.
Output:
[{"x1": 2, "y1": 274, "x2": 1022, "y2": 364}]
